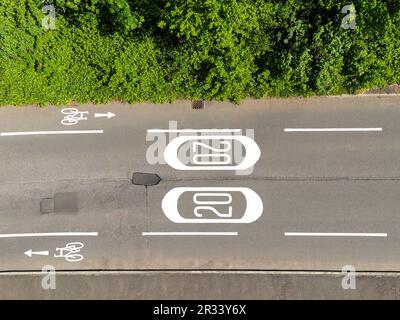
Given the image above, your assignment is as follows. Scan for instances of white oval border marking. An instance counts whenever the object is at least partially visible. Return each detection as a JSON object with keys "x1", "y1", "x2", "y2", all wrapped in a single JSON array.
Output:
[
  {"x1": 162, "y1": 187, "x2": 263, "y2": 224},
  {"x1": 163, "y1": 135, "x2": 261, "y2": 171}
]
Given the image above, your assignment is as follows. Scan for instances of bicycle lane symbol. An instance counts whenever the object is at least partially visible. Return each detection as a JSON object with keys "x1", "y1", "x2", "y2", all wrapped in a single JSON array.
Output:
[
  {"x1": 61, "y1": 108, "x2": 89, "y2": 126},
  {"x1": 54, "y1": 242, "x2": 84, "y2": 262}
]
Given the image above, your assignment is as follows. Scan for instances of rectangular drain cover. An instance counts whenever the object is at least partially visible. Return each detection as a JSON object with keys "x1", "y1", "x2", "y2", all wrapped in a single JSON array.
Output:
[
  {"x1": 192, "y1": 100, "x2": 205, "y2": 110},
  {"x1": 41, "y1": 192, "x2": 79, "y2": 214}
]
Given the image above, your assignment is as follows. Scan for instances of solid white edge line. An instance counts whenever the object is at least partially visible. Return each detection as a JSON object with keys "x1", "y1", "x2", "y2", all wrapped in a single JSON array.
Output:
[
  {"x1": 142, "y1": 232, "x2": 238, "y2": 236},
  {"x1": 1, "y1": 130, "x2": 103, "y2": 136},
  {"x1": 0, "y1": 232, "x2": 99, "y2": 238},
  {"x1": 147, "y1": 129, "x2": 241, "y2": 133},
  {"x1": 284, "y1": 128, "x2": 382, "y2": 132},
  {"x1": 284, "y1": 232, "x2": 387, "y2": 237}
]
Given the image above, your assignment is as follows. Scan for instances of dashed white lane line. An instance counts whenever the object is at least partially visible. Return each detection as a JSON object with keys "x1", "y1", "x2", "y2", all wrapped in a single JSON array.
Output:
[
  {"x1": 147, "y1": 129, "x2": 241, "y2": 133},
  {"x1": 142, "y1": 232, "x2": 238, "y2": 236},
  {"x1": 284, "y1": 128, "x2": 383, "y2": 132},
  {"x1": 1, "y1": 130, "x2": 103, "y2": 136},
  {"x1": 0, "y1": 232, "x2": 98, "y2": 238},
  {"x1": 285, "y1": 232, "x2": 387, "y2": 237}
]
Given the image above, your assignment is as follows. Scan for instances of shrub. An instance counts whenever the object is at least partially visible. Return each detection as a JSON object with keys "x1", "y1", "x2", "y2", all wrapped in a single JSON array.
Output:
[{"x1": 0, "y1": 0, "x2": 399, "y2": 105}]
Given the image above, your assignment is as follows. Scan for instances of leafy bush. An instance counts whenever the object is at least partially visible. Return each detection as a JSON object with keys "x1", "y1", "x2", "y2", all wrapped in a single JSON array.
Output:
[{"x1": 0, "y1": 0, "x2": 399, "y2": 105}]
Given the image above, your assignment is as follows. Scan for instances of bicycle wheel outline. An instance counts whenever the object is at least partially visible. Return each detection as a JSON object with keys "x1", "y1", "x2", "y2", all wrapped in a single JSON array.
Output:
[
  {"x1": 65, "y1": 253, "x2": 84, "y2": 262},
  {"x1": 65, "y1": 242, "x2": 84, "y2": 250},
  {"x1": 61, "y1": 108, "x2": 79, "y2": 115},
  {"x1": 61, "y1": 118, "x2": 79, "y2": 126}
]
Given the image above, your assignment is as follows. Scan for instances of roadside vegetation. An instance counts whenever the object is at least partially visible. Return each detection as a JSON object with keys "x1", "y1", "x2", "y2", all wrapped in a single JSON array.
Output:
[{"x1": 1, "y1": 0, "x2": 400, "y2": 105}]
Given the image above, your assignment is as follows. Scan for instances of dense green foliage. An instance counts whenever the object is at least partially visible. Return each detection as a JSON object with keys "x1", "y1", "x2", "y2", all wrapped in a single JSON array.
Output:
[{"x1": 1, "y1": 0, "x2": 399, "y2": 105}]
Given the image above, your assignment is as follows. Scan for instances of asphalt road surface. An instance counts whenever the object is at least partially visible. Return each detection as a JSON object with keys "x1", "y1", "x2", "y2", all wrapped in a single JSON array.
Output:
[{"x1": 1, "y1": 96, "x2": 400, "y2": 272}]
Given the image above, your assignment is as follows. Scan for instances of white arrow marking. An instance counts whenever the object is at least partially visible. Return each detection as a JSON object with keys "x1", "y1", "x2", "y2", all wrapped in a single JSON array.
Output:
[
  {"x1": 24, "y1": 249, "x2": 49, "y2": 257},
  {"x1": 95, "y1": 112, "x2": 115, "y2": 119}
]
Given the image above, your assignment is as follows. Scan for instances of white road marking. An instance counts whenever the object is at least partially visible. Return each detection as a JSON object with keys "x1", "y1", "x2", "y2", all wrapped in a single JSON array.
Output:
[
  {"x1": 142, "y1": 232, "x2": 238, "y2": 236},
  {"x1": 95, "y1": 112, "x2": 115, "y2": 119},
  {"x1": 0, "y1": 232, "x2": 98, "y2": 238},
  {"x1": 164, "y1": 136, "x2": 261, "y2": 171},
  {"x1": 162, "y1": 187, "x2": 263, "y2": 223},
  {"x1": 147, "y1": 129, "x2": 241, "y2": 133},
  {"x1": 284, "y1": 128, "x2": 382, "y2": 132},
  {"x1": 54, "y1": 242, "x2": 84, "y2": 262},
  {"x1": 284, "y1": 232, "x2": 387, "y2": 237},
  {"x1": 1, "y1": 130, "x2": 103, "y2": 136},
  {"x1": 24, "y1": 250, "x2": 49, "y2": 257},
  {"x1": 61, "y1": 108, "x2": 89, "y2": 126}
]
